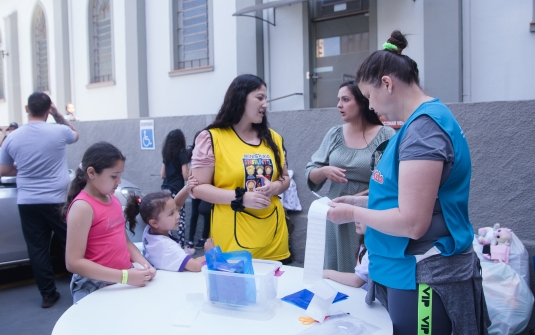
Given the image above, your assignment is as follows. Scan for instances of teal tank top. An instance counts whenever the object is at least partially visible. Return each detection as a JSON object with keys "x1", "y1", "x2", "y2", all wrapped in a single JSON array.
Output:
[{"x1": 365, "y1": 98, "x2": 474, "y2": 290}]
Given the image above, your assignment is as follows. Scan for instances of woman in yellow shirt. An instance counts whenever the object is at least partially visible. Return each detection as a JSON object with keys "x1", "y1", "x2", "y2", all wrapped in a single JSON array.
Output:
[{"x1": 190, "y1": 74, "x2": 291, "y2": 263}]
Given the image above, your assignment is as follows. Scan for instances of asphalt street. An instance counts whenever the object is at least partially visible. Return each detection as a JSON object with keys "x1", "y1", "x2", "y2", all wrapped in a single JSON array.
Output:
[{"x1": 0, "y1": 266, "x2": 72, "y2": 335}]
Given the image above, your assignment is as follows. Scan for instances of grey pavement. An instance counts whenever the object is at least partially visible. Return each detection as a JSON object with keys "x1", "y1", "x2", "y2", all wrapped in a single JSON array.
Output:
[{"x1": 0, "y1": 273, "x2": 72, "y2": 334}]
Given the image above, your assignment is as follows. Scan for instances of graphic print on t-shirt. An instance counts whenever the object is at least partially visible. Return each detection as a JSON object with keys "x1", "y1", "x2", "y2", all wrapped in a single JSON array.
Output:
[
  {"x1": 106, "y1": 214, "x2": 123, "y2": 231},
  {"x1": 242, "y1": 154, "x2": 273, "y2": 192}
]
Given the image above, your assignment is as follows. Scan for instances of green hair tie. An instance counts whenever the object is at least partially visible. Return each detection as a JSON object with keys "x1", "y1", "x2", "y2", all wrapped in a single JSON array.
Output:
[{"x1": 383, "y1": 42, "x2": 399, "y2": 52}]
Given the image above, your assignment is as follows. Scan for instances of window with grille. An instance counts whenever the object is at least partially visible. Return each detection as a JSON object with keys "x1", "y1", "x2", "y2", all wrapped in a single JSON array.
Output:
[
  {"x1": 91, "y1": 0, "x2": 113, "y2": 83},
  {"x1": 33, "y1": 6, "x2": 49, "y2": 92},
  {"x1": 175, "y1": 0, "x2": 210, "y2": 70}
]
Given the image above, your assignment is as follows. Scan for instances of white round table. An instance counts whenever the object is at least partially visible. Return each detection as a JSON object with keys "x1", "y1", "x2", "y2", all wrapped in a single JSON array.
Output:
[{"x1": 53, "y1": 265, "x2": 392, "y2": 334}]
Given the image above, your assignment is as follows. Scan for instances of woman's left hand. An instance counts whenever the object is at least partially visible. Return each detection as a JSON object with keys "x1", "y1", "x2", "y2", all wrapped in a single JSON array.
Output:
[
  {"x1": 255, "y1": 175, "x2": 279, "y2": 198},
  {"x1": 327, "y1": 202, "x2": 357, "y2": 224},
  {"x1": 328, "y1": 202, "x2": 367, "y2": 233}
]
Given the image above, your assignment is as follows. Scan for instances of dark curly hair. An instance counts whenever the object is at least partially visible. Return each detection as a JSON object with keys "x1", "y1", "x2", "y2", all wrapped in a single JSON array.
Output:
[
  {"x1": 62, "y1": 142, "x2": 126, "y2": 221},
  {"x1": 162, "y1": 129, "x2": 187, "y2": 163},
  {"x1": 207, "y1": 74, "x2": 284, "y2": 179},
  {"x1": 124, "y1": 191, "x2": 172, "y2": 234}
]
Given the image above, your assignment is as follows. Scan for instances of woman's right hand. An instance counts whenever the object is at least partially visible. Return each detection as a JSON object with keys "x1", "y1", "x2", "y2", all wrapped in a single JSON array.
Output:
[
  {"x1": 321, "y1": 166, "x2": 347, "y2": 183},
  {"x1": 126, "y1": 267, "x2": 152, "y2": 287},
  {"x1": 242, "y1": 191, "x2": 271, "y2": 209}
]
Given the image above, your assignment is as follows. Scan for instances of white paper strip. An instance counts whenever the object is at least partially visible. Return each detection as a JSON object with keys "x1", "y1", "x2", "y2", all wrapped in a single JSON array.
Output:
[
  {"x1": 303, "y1": 197, "x2": 330, "y2": 286},
  {"x1": 306, "y1": 280, "x2": 338, "y2": 323}
]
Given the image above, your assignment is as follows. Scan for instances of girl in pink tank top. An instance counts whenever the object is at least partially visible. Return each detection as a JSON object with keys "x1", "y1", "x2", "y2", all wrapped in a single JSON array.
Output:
[{"x1": 63, "y1": 142, "x2": 156, "y2": 303}]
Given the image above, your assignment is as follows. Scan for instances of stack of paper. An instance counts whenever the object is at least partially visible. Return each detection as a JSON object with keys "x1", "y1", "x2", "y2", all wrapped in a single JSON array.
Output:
[{"x1": 303, "y1": 197, "x2": 330, "y2": 286}]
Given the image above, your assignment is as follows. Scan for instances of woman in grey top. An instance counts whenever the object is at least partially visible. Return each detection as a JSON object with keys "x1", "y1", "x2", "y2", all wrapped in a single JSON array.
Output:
[{"x1": 305, "y1": 81, "x2": 395, "y2": 272}]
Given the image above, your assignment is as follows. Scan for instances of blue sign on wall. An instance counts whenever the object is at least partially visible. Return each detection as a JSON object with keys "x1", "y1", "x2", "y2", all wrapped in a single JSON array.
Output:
[{"x1": 140, "y1": 120, "x2": 155, "y2": 150}]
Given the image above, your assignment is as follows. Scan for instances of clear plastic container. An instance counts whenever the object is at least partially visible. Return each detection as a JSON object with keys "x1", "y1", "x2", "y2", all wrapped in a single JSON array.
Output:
[{"x1": 201, "y1": 259, "x2": 282, "y2": 320}]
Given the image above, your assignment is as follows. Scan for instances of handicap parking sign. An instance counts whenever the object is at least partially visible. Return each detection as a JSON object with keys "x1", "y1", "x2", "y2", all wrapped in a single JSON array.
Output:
[{"x1": 140, "y1": 120, "x2": 155, "y2": 150}]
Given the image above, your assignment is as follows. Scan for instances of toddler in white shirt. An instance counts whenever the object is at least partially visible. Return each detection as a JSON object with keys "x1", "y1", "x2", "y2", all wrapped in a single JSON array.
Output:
[{"x1": 124, "y1": 181, "x2": 214, "y2": 272}]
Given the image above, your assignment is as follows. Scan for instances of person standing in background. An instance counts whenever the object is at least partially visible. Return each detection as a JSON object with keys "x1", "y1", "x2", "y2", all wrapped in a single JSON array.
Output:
[
  {"x1": 160, "y1": 129, "x2": 194, "y2": 255},
  {"x1": 306, "y1": 81, "x2": 395, "y2": 273},
  {"x1": 0, "y1": 92, "x2": 79, "y2": 308},
  {"x1": 186, "y1": 131, "x2": 211, "y2": 250},
  {"x1": 0, "y1": 122, "x2": 19, "y2": 147},
  {"x1": 64, "y1": 103, "x2": 77, "y2": 121}
]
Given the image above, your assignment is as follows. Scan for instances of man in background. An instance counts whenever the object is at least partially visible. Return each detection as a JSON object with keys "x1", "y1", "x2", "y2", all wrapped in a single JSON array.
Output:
[
  {"x1": 0, "y1": 92, "x2": 79, "y2": 308},
  {"x1": 0, "y1": 122, "x2": 19, "y2": 147}
]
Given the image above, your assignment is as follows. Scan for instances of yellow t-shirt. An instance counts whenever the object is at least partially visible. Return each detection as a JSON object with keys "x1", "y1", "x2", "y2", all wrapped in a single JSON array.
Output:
[{"x1": 208, "y1": 127, "x2": 290, "y2": 261}]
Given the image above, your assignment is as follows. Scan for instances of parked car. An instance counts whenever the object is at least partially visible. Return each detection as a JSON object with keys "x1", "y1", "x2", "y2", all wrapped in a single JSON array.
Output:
[{"x1": 0, "y1": 170, "x2": 147, "y2": 269}]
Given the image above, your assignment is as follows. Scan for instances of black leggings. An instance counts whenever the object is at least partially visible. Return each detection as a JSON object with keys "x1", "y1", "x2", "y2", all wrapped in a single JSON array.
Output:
[
  {"x1": 188, "y1": 198, "x2": 211, "y2": 242},
  {"x1": 387, "y1": 285, "x2": 452, "y2": 335}
]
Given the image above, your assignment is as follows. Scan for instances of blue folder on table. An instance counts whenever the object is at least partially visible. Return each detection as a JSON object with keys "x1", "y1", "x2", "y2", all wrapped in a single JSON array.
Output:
[{"x1": 281, "y1": 289, "x2": 348, "y2": 310}]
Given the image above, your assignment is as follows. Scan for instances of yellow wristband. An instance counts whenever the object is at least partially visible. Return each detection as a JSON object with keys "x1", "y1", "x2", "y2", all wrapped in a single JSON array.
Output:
[{"x1": 121, "y1": 269, "x2": 128, "y2": 284}]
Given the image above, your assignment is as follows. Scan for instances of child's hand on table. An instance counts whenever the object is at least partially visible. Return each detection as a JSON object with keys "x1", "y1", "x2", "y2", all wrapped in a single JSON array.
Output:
[{"x1": 127, "y1": 267, "x2": 152, "y2": 287}]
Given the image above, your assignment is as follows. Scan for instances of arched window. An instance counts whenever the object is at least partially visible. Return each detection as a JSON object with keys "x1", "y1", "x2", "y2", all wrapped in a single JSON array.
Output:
[
  {"x1": 90, "y1": 0, "x2": 113, "y2": 83},
  {"x1": 33, "y1": 5, "x2": 49, "y2": 92}
]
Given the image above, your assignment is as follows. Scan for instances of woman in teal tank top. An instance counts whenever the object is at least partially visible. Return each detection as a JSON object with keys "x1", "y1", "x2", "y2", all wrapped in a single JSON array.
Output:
[{"x1": 327, "y1": 31, "x2": 490, "y2": 335}]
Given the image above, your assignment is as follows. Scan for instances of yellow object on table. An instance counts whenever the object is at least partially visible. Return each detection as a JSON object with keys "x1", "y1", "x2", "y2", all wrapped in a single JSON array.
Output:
[{"x1": 298, "y1": 316, "x2": 316, "y2": 325}]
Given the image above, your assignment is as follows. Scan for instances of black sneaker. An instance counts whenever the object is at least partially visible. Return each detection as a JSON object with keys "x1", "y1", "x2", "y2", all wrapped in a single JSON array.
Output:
[
  {"x1": 195, "y1": 239, "x2": 206, "y2": 249},
  {"x1": 41, "y1": 291, "x2": 60, "y2": 308},
  {"x1": 186, "y1": 241, "x2": 194, "y2": 249}
]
